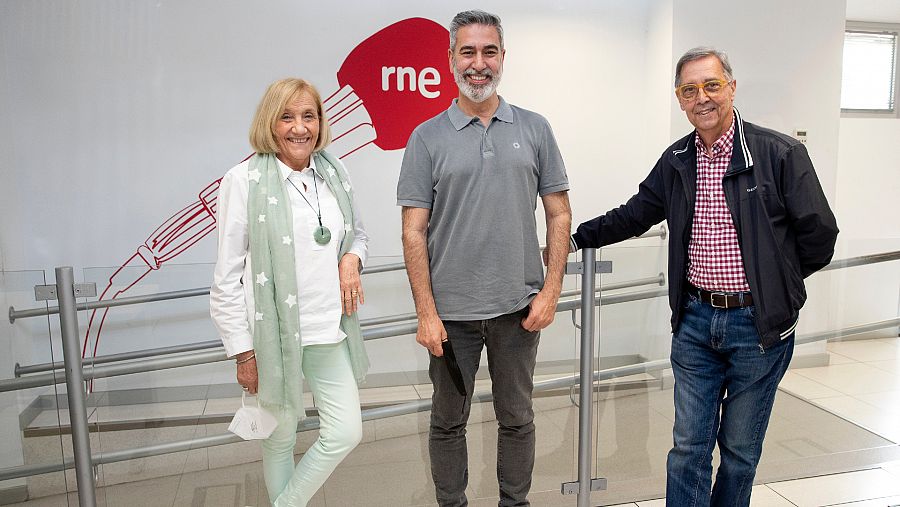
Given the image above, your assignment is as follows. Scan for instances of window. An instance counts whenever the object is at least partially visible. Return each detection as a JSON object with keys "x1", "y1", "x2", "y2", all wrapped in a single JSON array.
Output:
[{"x1": 841, "y1": 22, "x2": 899, "y2": 116}]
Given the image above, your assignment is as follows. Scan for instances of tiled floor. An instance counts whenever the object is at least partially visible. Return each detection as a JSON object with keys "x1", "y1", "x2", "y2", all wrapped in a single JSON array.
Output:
[
  {"x1": 613, "y1": 336, "x2": 900, "y2": 507},
  {"x1": 780, "y1": 337, "x2": 900, "y2": 444},
  {"x1": 8, "y1": 336, "x2": 900, "y2": 506}
]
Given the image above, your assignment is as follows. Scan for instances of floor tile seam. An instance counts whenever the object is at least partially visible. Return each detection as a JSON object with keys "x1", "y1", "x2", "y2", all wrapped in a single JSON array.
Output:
[
  {"x1": 846, "y1": 392, "x2": 900, "y2": 414},
  {"x1": 841, "y1": 385, "x2": 900, "y2": 397},
  {"x1": 823, "y1": 346, "x2": 863, "y2": 358},
  {"x1": 763, "y1": 465, "x2": 889, "y2": 492},
  {"x1": 821, "y1": 492, "x2": 900, "y2": 506},
  {"x1": 788, "y1": 372, "x2": 895, "y2": 397},
  {"x1": 828, "y1": 341, "x2": 897, "y2": 353},
  {"x1": 859, "y1": 358, "x2": 900, "y2": 369},
  {"x1": 757, "y1": 482, "x2": 800, "y2": 506},
  {"x1": 791, "y1": 364, "x2": 892, "y2": 381},
  {"x1": 645, "y1": 402, "x2": 676, "y2": 422},
  {"x1": 865, "y1": 363, "x2": 900, "y2": 375},
  {"x1": 777, "y1": 384, "x2": 842, "y2": 401},
  {"x1": 864, "y1": 356, "x2": 900, "y2": 365},
  {"x1": 812, "y1": 393, "x2": 889, "y2": 413},
  {"x1": 790, "y1": 397, "x2": 900, "y2": 444}
]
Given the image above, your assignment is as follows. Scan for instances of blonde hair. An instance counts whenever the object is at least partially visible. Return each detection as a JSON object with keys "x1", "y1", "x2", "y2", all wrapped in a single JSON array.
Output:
[{"x1": 248, "y1": 78, "x2": 331, "y2": 154}]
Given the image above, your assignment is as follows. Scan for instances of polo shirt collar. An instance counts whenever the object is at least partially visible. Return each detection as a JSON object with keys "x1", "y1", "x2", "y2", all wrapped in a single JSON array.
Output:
[{"x1": 447, "y1": 96, "x2": 514, "y2": 131}]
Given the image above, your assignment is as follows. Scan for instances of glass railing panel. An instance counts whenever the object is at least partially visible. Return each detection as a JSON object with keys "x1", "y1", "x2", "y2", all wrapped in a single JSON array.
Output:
[
  {"x1": 319, "y1": 254, "x2": 433, "y2": 506},
  {"x1": 591, "y1": 242, "x2": 671, "y2": 504},
  {"x1": 586, "y1": 238, "x2": 900, "y2": 504},
  {"x1": 12, "y1": 241, "x2": 894, "y2": 505},
  {"x1": 80, "y1": 262, "x2": 221, "y2": 506},
  {"x1": 749, "y1": 238, "x2": 899, "y2": 486},
  {"x1": 766, "y1": 238, "x2": 900, "y2": 473},
  {"x1": 1, "y1": 269, "x2": 72, "y2": 505},
  {"x1": 518, "y1": 249, "x2": 582, "y2": 505},
  {"x1": 823, "y1": 239, "x2": 900, "y2": 338}
]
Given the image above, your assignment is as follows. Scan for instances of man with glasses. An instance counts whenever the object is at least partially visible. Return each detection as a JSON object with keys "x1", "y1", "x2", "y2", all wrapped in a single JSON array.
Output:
[{"x1": 570, "y1": 47, "x2": 838, "y2": 505}]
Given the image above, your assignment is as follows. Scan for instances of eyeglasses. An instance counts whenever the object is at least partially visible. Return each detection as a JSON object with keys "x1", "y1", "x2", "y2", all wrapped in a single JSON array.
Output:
[{"x1": 675, "y1": 79, "x2": 732, "y2": 100}]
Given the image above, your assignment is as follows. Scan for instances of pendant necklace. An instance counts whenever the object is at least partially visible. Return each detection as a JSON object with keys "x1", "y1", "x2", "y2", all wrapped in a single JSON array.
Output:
[{"x1": 286, "y1": 171, "x2": 331, "y2": 245}]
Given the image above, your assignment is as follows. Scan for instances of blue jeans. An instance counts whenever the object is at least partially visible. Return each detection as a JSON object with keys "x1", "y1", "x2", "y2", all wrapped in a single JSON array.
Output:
[
  {"x1": 666, "y1": 292, "x2": 794, "y2": 507},
  {"x1": 429, "y1": 308, "x2": 540, "y2": 507}
]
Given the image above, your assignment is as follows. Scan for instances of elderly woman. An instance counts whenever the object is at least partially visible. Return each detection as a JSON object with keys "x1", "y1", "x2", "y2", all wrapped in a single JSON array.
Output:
[{"x1": 210, "y1": 78, "x2": 369, "y2": 506}]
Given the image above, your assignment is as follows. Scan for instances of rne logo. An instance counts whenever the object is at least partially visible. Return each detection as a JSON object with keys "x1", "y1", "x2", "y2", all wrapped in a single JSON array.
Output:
[
  {"x1": 381, "y1": 66, "x2": 441, "y2": 98},
  {"x1": 336, "y1": 17, "x2": 456, "y2": 150}
]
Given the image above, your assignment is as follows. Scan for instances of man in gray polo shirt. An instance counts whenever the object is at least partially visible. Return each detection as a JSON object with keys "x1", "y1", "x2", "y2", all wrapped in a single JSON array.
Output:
[{"x1": 397, "y1": 10, "x2": 571, "y2": 507}]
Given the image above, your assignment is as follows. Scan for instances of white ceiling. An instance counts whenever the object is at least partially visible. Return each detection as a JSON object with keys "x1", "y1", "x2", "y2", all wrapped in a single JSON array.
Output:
[{"x1": 845, "y1": 0, "x2": 900, "y2": 23}]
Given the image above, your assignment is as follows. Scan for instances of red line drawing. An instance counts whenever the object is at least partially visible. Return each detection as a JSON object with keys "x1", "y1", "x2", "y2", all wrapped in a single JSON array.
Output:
[{"x1": 82, "y1": 18, "x2": 455, "y2": 370}]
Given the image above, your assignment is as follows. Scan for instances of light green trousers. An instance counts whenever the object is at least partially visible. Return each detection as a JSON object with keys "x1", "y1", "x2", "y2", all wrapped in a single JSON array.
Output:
[{"x1": 261, "y1": 340, "x2": 362, "y2": 507}]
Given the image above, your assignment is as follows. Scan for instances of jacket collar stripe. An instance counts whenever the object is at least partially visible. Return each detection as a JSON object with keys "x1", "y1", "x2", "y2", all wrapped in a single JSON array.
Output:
[
  {"x1": 734, "y1": 108, "x2": 754, "y2": 168},
  {"x1": 673, "y1": 137, "x2": 691, "y2": 156}
]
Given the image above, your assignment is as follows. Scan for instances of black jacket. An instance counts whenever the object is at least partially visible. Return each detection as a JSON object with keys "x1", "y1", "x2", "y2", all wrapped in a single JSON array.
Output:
[{"x1": 572, "y1": 110, "x2": 839, "y2": 348}]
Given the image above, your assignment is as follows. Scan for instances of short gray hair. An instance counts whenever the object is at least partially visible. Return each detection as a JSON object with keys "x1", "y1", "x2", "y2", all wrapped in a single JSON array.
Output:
[
  {"x1": 449, "y1": 10, "x2": 503, "y2": 51},
  {"x1": 674, "y1": 47, "x2": 734, "y2": 86}
]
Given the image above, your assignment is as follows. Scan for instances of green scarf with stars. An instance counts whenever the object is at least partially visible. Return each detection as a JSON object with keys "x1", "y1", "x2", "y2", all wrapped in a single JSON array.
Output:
[{"x1": 247, "y1": 150, "x2": 369, "y2": 419}]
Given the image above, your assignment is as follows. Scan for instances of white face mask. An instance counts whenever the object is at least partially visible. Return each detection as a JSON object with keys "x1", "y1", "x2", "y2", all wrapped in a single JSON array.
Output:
[{"x1": 227, "y1": 392, "x2": 278, "y2": 440}]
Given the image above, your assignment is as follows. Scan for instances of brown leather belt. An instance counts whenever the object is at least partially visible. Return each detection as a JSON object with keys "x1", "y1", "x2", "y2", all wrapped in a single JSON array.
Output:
[{"x1": 686, "y1": 282, "x2": 753, "y2": 308}]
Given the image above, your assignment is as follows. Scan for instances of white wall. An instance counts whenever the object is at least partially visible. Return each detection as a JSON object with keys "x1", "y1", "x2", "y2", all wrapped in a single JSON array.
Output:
[{"x1": 846, "y1": 0, "x2": 900, "y2": 23}]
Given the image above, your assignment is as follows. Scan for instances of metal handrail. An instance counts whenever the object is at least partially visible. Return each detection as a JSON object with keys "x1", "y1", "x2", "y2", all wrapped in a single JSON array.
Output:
[
  {"x1": 819, "y1": 250, "x2": 900, "y2": 271},
  {"x1": 10, "y1": 247, "x2": 900, "y2": 380},
  {"x1": 1, "y1": 283, "x2": 669, "y2": 393},
  {"x1": 15, "y1": 340, "x2": 223, "y2": 377},
  {"x1": 14, "y1": 273, "x2": 667, "y2": 377},
  {"x1": 8, "y1": 287, "x2": 210, "y2": 323},
  {"x1": 7, "y1": 226, "x2": 669, "y2": 323},
  {"x1": 1, "y1": 316, "x2": 896, "y2": 482}
]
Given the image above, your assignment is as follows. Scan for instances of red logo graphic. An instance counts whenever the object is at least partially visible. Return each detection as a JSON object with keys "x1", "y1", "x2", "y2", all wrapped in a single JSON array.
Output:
[
  {"x1": 83, "y1": 18, "x2": 456, "y2": 365},
  {"x1": 331, "y1": 17, "x2": 456, "y2": 153}
]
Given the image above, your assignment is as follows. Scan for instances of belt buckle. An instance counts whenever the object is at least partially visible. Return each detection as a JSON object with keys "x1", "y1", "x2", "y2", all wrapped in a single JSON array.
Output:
[{"x1": 710, "y1": 292, "x2": 729, "y2": 308}]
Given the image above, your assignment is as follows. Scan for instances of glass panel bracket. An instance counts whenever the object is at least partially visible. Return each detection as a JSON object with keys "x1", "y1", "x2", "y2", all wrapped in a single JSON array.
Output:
[
  {"x1": 561, "y1": 478, "x2": 608, "y2": 494},
  {"x1": 566, "y1": 260, "x2": 612, "y2": 275},
  {"x1": 34, "y1": 282, "x2": 97, "y2": 301}
]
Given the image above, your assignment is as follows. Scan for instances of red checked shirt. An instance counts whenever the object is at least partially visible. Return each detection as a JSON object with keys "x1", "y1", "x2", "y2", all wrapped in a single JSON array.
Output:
[{"x1": 686, "y1": 118, "x2": 751, "y2": 292}]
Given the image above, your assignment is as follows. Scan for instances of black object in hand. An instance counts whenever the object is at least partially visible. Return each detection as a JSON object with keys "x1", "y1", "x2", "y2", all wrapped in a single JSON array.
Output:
[{"x1": 441, "y1": 340, "x2": 467, "y2": 396}]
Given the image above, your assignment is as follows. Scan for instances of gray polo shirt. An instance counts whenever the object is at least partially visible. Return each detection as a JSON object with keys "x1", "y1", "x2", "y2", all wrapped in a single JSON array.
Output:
[{"x1": 397, "y1": 97, "x2": 569, "y2": 320}]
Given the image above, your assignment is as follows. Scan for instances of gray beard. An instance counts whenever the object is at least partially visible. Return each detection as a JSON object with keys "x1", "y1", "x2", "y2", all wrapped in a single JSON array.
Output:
[{"x1": 453, "y1": 69, "x2": 501, "y2": 103}]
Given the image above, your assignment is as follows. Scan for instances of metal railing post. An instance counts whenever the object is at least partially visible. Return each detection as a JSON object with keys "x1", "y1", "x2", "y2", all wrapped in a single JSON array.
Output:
[
  {"x1": 561, "y1": 248, "x2": 609, "y2": 504},
  {"x1": 55, "y1": 267, "x2": 97, "y2": 507},
  {"x1": 577, "y1": 248, "x2": 597, "y2": 507}
]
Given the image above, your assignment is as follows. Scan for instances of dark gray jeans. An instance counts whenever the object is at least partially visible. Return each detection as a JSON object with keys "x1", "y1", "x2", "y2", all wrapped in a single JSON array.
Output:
[{"x1": 429, "y1": 308, "x2": 540, "y2": 507}]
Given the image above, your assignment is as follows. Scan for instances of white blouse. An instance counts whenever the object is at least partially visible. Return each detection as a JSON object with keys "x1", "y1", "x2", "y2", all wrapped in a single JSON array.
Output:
[{"x1": 210, "y1": 156, "x2": 368, "y2": 357}]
